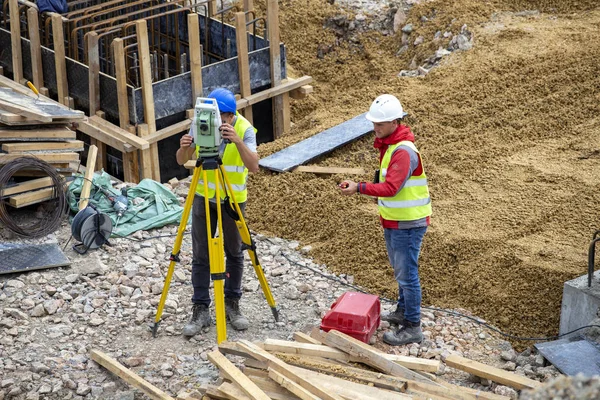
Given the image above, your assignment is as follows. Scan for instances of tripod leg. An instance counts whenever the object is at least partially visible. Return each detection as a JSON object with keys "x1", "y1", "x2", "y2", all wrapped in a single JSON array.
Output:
[
  {"x1": 152, "y1": 165, "x2": 202, "y2": 338},
  {"x1": 218, "y1": 165, "x2": 279, "y2": 322},
  {"x1": 204, "y1": 169, "x2": 227, "y2": 344}
]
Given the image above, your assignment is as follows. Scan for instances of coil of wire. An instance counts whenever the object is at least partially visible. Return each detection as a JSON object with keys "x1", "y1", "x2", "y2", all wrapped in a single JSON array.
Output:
[{"x1": 0, "y1": 156, "x2": 69, "y2": 238}]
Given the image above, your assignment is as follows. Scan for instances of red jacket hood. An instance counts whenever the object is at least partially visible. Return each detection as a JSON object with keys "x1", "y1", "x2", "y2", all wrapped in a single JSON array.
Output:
[{"x1": 374, "y1": 125, "x2": 414, "y2": 151}]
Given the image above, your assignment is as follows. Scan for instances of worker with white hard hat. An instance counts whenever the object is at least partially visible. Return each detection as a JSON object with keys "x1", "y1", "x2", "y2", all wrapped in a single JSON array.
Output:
[{"x1": 339, "y1": 94, "x2": 432, "y2": 346}]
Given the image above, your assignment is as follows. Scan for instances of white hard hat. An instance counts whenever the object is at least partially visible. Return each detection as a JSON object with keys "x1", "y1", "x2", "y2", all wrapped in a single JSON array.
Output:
[{"x1": 365, "y1": 94, "x2": 407, "y2": 122}]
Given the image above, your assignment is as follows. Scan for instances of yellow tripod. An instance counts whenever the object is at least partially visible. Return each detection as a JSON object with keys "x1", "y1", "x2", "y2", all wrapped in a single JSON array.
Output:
[{"x1": 152, "y1": 157, "x2": 279, "y2": 343}]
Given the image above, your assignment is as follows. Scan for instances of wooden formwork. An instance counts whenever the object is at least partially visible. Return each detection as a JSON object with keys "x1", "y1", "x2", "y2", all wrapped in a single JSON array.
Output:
[{"x1": 1, "y1": 0, "x2": 313, "y2": 183}]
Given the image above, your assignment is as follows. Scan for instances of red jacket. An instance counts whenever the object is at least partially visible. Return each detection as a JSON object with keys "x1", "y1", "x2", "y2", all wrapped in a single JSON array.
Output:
[{"x1": 358, "y1": 125, "x2": 431, "y2": 229}]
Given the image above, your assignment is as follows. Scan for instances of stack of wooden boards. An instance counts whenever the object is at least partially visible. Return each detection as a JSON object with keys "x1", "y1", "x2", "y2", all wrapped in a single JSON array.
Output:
[
  {"x1": 0, "y1": 80, "x2": 85, "y2": 208},
  {"x1": 90, "y1": 329, "x2": 543, "y2": 400}
]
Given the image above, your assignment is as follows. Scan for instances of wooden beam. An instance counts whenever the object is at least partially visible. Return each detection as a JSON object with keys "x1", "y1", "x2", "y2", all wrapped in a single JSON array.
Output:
[
  {"x1": 1, "y1": 177, "x2": 52, "y2": 197},
  {"x1": 88, "y1": 116, "x2": 150, "y2": 150},
  {"x1": 289, "y1": 85, "x2": 313, "y2": 100},
  {"x1": 136, "y1": 20, "x2": 160, "y2": 182},
  {"x1": 293, "y1": 166, "x2": 366, "y2": 175},
  {"x1": 78, "y1": 144, "x2": 97, "y2": 210},
  {"x1": 236, "y1": 76, "x2": 312, "y2": 110},
  {"x1": 2, "y1": 140, "x2": 84, "y2": 153},
  {"x1": 293, "y1": 332, "x2": 322, "y2": 345},
  {"x1": 51, "y1": 14, "x2": 68, "y2": 106},
  {"x1": 207, "y1": 351, "x2": 271, "y2": 400},
  {"x1": 235, "y1": 11, "x2": 253, "y2": 124},
  {"x1": 324, "y1": 330, "x2": 440, "y2": 385},
  {"x1": 244, "y1": 0, "x2": 254, "y2": 35},
  {"x1": 145, "y1": 119, "x2": 191, "y2": 144},
  {"x1": 267, "y1": 0, "x2": 284, "y2": 139},
  {"x1": 27, "y1": 8, "x2": 44, "y2": 90},
  {"x1": 0, "y1": 128, "x2": 75, "y2": 140},
  {"x1": 9, "y1": 186, "x2": 57, "y2": 208},
  {"x1": 112, "y1": 38, "x2": 130, "y2": 129},
  {"x1": 217, "y1": 382, "x2": 253, "y2": 400},
  {"x1": 187, "y1": 13, "x2": 203, "y2": 102},
  {"x1": 77, "y1": 120, "x2": 133, "y2": 153},
  {"x1": 87, "y1": 31, "x2": 100, "y2": 116},
  {"x1": 268, "y1": 368, "x2": 320, "y2": 400},
  {"x1": 9, "y1": 0, "x2": 23, "y2": 84},
  {"x1": 0, "y1": 153, "x2": 79, "y2": 163},
  {"x1": 444, "y1": 355, "x2": 541, "y2": 390},
  {"x1": 90, "y1": 350, "x2": 175, "y2": 400}
]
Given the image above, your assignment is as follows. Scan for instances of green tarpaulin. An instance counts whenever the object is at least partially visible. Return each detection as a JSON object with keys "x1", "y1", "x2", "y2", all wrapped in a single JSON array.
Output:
[{"x1": 68, "y1": 171, "x2": 189, "y2": 237}]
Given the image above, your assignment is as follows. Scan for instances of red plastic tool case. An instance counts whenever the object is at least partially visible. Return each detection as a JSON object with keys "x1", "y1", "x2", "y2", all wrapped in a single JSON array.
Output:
[{"x1": 320, "y1": 292, "x2": 381, "y2": 343}]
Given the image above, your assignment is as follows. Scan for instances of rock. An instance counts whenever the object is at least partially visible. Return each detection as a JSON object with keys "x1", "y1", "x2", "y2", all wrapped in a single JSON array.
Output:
[
  {"x1": 494, "y1": 385, "x2": 518, "y2": 399},
  {"x1": 393, "y1": 9, "x2": 407, "y2": 33},
  {"x1": 501, "y1": 349, "x2": 517, "y2": 361},
  {"x1": 401, "y1": 24, "x2": 413, "y2": 34}
]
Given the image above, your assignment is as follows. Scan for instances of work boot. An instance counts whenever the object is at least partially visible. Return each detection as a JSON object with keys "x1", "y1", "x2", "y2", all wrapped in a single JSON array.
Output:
[
  {"x1": 382, "y1": 321, "x2": 423, "y2": 346},
  {"x1": 225, "y1": 298, "x2": 249, "y2": 331},
  {"x1": 182, "y1": 304, "x2": 211, "y2": 337},
  {"x1": 381, "y1": 304, "x2": 405, "y2": 326}
]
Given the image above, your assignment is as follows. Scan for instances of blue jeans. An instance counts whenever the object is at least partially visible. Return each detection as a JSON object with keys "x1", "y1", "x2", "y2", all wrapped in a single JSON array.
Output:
[{"x1": 384, "y1": 226, "x2": 427, "y2": 324}]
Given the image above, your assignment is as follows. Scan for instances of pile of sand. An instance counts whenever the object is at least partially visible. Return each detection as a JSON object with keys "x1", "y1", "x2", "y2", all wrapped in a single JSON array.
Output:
[{"x1": 247, "y1": 0, "x2": 600, "y2": 344}]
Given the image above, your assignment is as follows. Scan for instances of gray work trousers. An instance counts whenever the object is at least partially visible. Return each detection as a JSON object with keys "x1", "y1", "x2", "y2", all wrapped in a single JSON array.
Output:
[{"x1": 191, "y1": 195, "x2": 246, "y2": 306}]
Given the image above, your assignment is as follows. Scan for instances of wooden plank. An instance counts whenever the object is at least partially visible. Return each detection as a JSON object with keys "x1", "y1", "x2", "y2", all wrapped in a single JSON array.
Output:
[
  {"x1": 246, "y1": 373, "x2": 301, "y2": 400},
  {"x1": 78, "y1": 145, "x2": 97, "y2": 210},
  {"x1": 27, "y1": 8, "x2": 44, "y2": 90},
  {"x1": 406, "y1": 381, "x2": 509, "y2": 400},
  {"x1": 9, "y1": 0, "x2": 23, "y2": 84},
  {"x1": 144, "y1": 119, "x2": 191, "y2": 145},
  {"x1": 293, "y1": 332, "x2": 322, "y2": 345},
  {"x1": 187, "y1": 13, "x2": 203, "y2": 102},
  {"x1": 88, "y1": 116, "x2": 149, "y2": 150},
  {"x1": 51, "y1": 14, "x2": 68, "y2": 106},
  {"x1": 217, "y1": 382, "x2": 253, "y2": 400},
  {"x1": 0, "y1": 99, "x2": 53, "y2": 122},
  {"x1": 1, "y1": 177, "x2": 52, "y2": 197},
  {"x1": 325, "y1": 330, "x2": 440, "y2": 385},
  {"x1": 289, "y1": 85, "x2": 313, "y2": 100},
  {"x1": 267, "y1": 0, "x2": 284, "y2": 139},
  {"x1": 235, "y1": 11, "x2": 253, "y2": 124},
  {"x1": 77, "y1": 120, "x2": 133, "y2": 153},
  {"x1": 112, "y1": 38, "x2": 130, "y2": 129},
  {"x1": 137, "y1": 123, "x2": 155, "y2": 180},
  {"x1": 237, "y1": 340, "x2": 345, "y2": 400},
  {"x1": 444, "y1": 354, "x2": 541, "y2": 390},
  {"x1": 87, "y1": 31, "x2": 100, "y2": 116},
  {"x1": 0, "y1": 128, "x2": 74, "y2": 140},
  {"x1": 136, "y1": 20, "x2": 160, "y2": 182},
  {"x1": 236, "y1": 76, "x2": 312, "y2": 110},
  {"x1": 0, "y1": 153, "x2": 79, "y2": 163},
  {"x1": 207, "y1": 351, "x2": 271, "y2": 400},
  {"x1": 268, "y1": 368, "x2": 320, "y2": 400},
  {"x1": 9, "y1": 187, "x2": 55, "y2": 208},
  {"x1": 293, "y1": 166, "x2": 366, "y2": 175},
  {"x1": 90, "y1": 349, "x2": 175, "y2": 400},
  {"x1": 2, "y1": 140, "x2": 84, "y2": 153}
]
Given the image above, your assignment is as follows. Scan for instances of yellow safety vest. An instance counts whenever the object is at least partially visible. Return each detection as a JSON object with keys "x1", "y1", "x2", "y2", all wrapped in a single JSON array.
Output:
[
  {"x1": 195, "y1": 113, "x2": 256, "y2": 203},
  {"x1": 378, "y1": 140, "x2": 432, "y2": 221}
]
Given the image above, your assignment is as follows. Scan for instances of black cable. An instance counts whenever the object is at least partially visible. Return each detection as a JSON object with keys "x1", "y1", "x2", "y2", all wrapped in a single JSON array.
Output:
[
  {"x1": 264, "y1": 238, "x2": 599, "y2": 342},
  {"x1": 0, "y1": 157, "x2": 69, "y2": 238}
]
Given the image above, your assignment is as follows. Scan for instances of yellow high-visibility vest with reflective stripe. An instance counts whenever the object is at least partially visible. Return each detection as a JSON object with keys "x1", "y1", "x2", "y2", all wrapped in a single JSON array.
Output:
[
  {"x1": 195, "y1": 112, "x2": 256, "y2": 203},
  {"x1": 378, "y1": 140, "x2": 432, "y2": 221}
]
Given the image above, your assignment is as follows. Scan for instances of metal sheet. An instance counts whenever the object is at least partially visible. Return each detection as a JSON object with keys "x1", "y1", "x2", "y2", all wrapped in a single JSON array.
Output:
[
  {"x1": 259, "y1": 113, "x2": 373, "y2": 172},
  {"x1": 535, "y1": 336, "x2": 600, "y2": 376},
  {"x1": 0, "y1": 243, "x2": 70, "y2": 275},
  {"x1": 0, "y1": 88, "x2": 83, "y2": 119}
]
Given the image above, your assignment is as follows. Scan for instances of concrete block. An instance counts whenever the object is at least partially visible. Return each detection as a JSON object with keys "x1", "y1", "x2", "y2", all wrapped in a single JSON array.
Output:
[{"x1": 559, "y1": 270, "x2": 600, "y2": 336}]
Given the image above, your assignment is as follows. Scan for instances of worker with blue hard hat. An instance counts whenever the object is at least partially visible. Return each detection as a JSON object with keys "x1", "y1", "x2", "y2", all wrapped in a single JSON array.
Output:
[{"x1": 176, "y1": 88, "x2": 259, "y2": 336}]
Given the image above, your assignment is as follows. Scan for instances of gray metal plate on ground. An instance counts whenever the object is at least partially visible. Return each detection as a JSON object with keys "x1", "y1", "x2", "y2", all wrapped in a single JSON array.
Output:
[
  {"x1": 0, "y1": 243, "x2": 70, "y2": 275},
  {"x1": 535, "y1": 336, "x2": 600, "y2": 376},
  {"x1": 259, "y1": 113, "x2": 373, "y2": 172}
]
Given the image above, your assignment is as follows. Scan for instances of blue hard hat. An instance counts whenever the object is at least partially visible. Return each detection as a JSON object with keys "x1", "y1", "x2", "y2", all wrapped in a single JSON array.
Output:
[{"x1": 208, "y1": 88, "x2": 237, "y2": 113}]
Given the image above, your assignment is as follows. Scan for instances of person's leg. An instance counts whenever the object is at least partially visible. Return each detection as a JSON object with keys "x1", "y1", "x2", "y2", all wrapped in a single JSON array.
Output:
[
  {"x1": 183, "y1": 196, "x2": 216, "y2": 336},
  {"x1": 383, "y1": 227, "x2": 427, "y2": 346},
  {"x1": 222, "y1": 202, "x2": 249, "y2": 330},
  {"x1": 381, "y1": 229, "x2": 405, "y2": 325}
]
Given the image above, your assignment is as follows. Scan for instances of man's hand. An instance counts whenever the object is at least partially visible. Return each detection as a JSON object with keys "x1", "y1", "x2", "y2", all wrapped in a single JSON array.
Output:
[
  {"x1": 220, "y1": 123, "x2": 241, "y2": 144},
  {"x1": 180, "y1": 134, "x2": 193, "y2": 148},
  {"x1": 339, "y1": 180, "x2": 358, "y2": 196}
]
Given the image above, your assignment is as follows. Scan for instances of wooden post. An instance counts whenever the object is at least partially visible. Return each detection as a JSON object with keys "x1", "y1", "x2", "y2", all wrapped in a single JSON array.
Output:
[
  {"x1": 9, "y1": 0, "x2": 23, "y2": 84},
  {"x1": 51, "y1": 14, "x2": 69, "y2": 106},
  {"x1": 187, "y1": 13, "x2": 203, "y2": 103},
  {"x1": 267, "y1": 0, "x2": 287, "y2": 139},
  {"x1": 136, "y1": 20, "x2": 161, "y2": 182},
  {"x1": 79, "y1": 145, "x2": 98, "y2": 210},
  {"x1": 87, "y1": 31, "x2": 106, "y2": 171},
  {"x1": 244, "y1": 0, "x2": 254, "y2": 36},
  {"x1": 112, "y1": 38, "x2": 137, "y2": 183},
  {"x1": 27, "y1": 8, "x2": 44, "y2": 91},
  {"x1": 235, "y1": 12, "x2": 253, "y2": 124},
  {"x1": 208, "y1": 0, "x2": 217, "y2": 17}
]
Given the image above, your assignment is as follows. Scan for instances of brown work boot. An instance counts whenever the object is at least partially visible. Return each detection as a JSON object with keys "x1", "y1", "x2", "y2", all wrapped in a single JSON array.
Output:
[
  {"x1": 381, "y1": 304, "x2": 405, "y2": 326},
  {"x1": 225, "y1": 298, "x2": 249, "y2": 331},
  {"x1": 182, "y1": 304, "x2": 211, "y2": 337}
]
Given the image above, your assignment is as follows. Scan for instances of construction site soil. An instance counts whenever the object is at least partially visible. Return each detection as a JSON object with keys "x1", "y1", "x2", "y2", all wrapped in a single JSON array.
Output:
[{"x1": 246, "y1": 0, "x2": 600, "y2": 345}]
